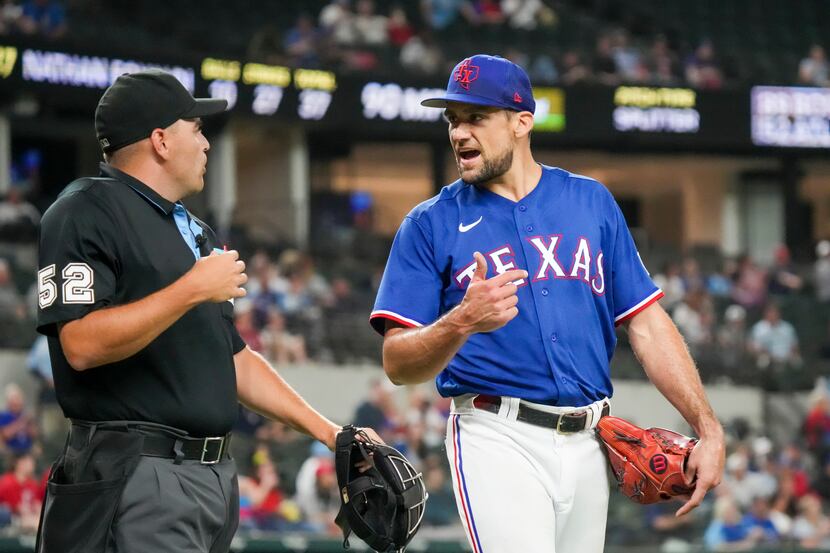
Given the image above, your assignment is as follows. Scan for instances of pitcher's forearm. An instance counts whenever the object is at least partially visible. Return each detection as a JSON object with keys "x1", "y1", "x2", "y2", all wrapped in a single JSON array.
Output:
[
  {"x1": 628, "y1": 303, "x2": 721, "y2": 438},
  {"x1": 383, "y1": 311, "x2": 472, "y2": 385}
]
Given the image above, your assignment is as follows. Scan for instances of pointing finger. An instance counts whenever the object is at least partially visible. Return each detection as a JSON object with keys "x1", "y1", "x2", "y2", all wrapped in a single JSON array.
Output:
[{"x1": 491, "y1": 269, "x2": 528, "y2": 286}]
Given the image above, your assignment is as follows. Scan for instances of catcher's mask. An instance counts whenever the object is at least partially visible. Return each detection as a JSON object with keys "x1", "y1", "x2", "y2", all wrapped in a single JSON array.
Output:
[{"x1": 334, "y1": 425, "x2": 427, "y2": 552}]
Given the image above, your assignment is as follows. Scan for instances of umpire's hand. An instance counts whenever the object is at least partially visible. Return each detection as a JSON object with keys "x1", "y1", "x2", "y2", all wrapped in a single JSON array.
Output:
[
  {"x1": 186, "y1": 250, "x2": 248, "y2": 303},
  {"x1": 453, "y1": 251, "x2": 527, "y2": 334}
]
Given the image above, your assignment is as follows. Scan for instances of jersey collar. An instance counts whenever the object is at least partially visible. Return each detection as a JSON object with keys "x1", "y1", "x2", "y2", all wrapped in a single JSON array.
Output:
[{"x1": 99, "y1": 162, "x2": 176, "y2": 215}]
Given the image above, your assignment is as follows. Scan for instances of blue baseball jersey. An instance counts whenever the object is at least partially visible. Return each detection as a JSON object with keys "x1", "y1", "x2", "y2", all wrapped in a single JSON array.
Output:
[{"x1": 370, "y1": 165, "x2": 663, "y2": 406}]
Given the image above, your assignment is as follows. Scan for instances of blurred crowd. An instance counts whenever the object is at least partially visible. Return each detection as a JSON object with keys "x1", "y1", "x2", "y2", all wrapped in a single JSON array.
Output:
[
  {"x1": 254, "y1": 0, "x2": 739, "y2": 89},
  {"x1": 645, "y1": 243, "x2": 830, "y2": 391},
  {"x1": 607, "y1": 380, "x2": 830, "y2": 551},
  {"x1": 241, "y1": 1, "x2": 830, "y2": 90},
  {"x1": 0, "y1": 0, "x2": 828, "y2": 89},
  {"x1": 2, "y1": 359, "x2": 830, "y2": 548},
  {"x1": 0, "y1": 0, "x2": 65, "y2": 39}
]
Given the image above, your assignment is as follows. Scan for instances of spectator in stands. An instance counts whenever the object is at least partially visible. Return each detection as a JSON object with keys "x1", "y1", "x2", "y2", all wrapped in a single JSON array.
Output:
[
  {"x1": 0, "y1": 383, "x2": 36, "y2": 457},
  {"x1": 0, "y1": 184, "x2": 40, "y2": 244},
  {"x1": 232, "y1": 405, "x2": 267, "y2": 476},
  {"x1": 749, "y1": 302, "x2": 800, "y2": 369},
  {"x1": 648, "y1": 35, "x2": 680, "y2": 86},
  {"x1": 741, "y1": 496, "x2": 781, "y2": 546},
  {"x1": 404, "y1": 390, "x2": 447, "y2": 460},
  {"x1": 284, "y1": 14, "x2": 321, "y2": 67},
  {"x1": 17, "y1": 0, "x2": 64, "y2": 38},
  {"x1": 707, "y1": 258, "x2": 736, "y2": 298},
  {"x1": 798, "y1": 44, "x2": 830, "y2": 87},
  {"x1": 502, "y1": 0, "x2": 556, "y2": 31},
  {"x1": 528, "y1": 53, "x2": 558, "y2": 83},
  {"x1": 353, "y1": 0, "x2": 387, "y2": 46},
  {"x1": 247, "y1": 252, "x2": 285, "y2": 329},
  {"x1": 560, "y1": 50, "x2": 591, "y2": 85},
  {"x1": 352, "y1": 378, "x2": 396, "y2": 438},
  {"x1": 771, "y1": 465, "x2": 798, "y2": 526},
  {"x1": 813, "y1": 457, "x2": 830, "y2": 502},
  {"x1": 260, "y1": 307, "x2": 307, "y2": 365},
  {"x1": 791, "y1": 494, "x2": 830, "y2": 549},
  {"x1": 703, "y1": 496, "x2": 762, "y2": 551},
  {"x1": 685, "y1": 39, "x2": 724, "y2": 90},
  {"x1": 717, "y1": 305, "x2": 749, "y2": 378},
  {"x1": 681, "y1": 256, "x2": 706, "y2": 293},
  {"x1": 779, "y1": 443, "x2": 815, "y2": 499},
  {"x1": 0, "y1": 259, "x2": 25, "y2": 342},
  {"x1": 0, "y1": 0, "x2": 22, "y2": 34},
  {"x1": 592, "y1": 33, "x2": 620, "y2": 86},
  {"x1": 768, "y1": 244, "x2": 803, "y2": 295},
  {"x1": 277, "y1": 252, "x2": 331, "y2": 357},
  {"x1": 644, "y1": 501, "x2": 700, "y2": 547},
  {"x1": 421, "y1": 458, "x2": 456, "y2": 526},
  {"x1": 234, "y1": 299, "x2": 263, "y2": 353},
  {"x1": 386, "y1": 4, "x2": 413, "y2": 48},
  {"x1": 295, "y1": 457, "x2": 340, "y2": 534},
  {"x1": 611, "y1": 29, "x2": 647, "y2": 82},
  {"x1": 723, "y1": 451, "x2": 776, "y2": 509},
  {"x1": 238, "y1": 455, "x2": 297, "y2": 531},
  {"x1": 470, "y1": 0, "x2": 504, "y2": 26},
  {"x1": 0, "y1": 453, "x2": 42, "y2": 533},
  {"x1": 325, "y1": 277, "x2": 368, "y2": 364},
  {"x1": 27, "y1": 335, "x2": 64, "y2": 461},
  {"x1": 319, "y1": 0, "x2": 357, "y2": 47},
  {"x1": 814, "y1": 240, "x2": 830, "y2": 303},
  {"x1": 421, "y1": 0, "x2": 472, "y2": 31},
  {"x1": 653, "y1": 261, "x2": 685, "y2": 310},
  {"x1": 672, "y1": 288, "x2": 714, "y2": 359},
  {"x1": 804, "y1": 391, "x2": 830, "y2": 468},
  {"x1": 732, "y1": 254, "x2": 767, "y2": 310},
  {"x1": 400, "y1": 31, "x2": 443, "y2": 75}
]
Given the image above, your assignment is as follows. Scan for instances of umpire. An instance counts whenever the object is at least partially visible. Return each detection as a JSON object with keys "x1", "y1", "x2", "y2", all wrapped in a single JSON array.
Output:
[{"x1": 34, "y1": 70, "x2": 375, "y2": 553}]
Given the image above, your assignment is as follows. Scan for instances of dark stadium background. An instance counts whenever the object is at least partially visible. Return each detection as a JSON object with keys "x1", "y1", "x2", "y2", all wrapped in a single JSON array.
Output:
[{"x1": 0, "y1": 0, "x2": 829, "y2": 551}]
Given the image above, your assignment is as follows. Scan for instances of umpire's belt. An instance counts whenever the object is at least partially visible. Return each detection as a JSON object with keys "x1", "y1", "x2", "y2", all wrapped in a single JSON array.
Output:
[
  {"x1": 472, "y1": 395, "x2": 610, "y2": 433},
  {"x1": 69, "y1": 420, "x2": 232, "y2": 465}
]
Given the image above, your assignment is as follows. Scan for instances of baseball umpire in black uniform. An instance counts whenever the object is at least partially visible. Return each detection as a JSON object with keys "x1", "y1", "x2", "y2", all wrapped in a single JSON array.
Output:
[{"x1": 34, "y1": 69, "x2": 380, "y2": 553}]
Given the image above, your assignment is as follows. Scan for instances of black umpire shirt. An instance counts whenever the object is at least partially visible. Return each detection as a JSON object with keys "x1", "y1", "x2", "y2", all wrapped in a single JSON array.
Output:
[{"x1": 36, "y1": 163, "x2": 246, "y2": 437}]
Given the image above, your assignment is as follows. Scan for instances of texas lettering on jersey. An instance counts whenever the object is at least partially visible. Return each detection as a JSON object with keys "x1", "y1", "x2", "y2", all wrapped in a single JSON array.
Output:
[
  {"x1": 453, "y1": 236, "x2": 605, "y2": 296},
  {"x1": 370, "y1": 166, "x2": 662, "y2": 406}
]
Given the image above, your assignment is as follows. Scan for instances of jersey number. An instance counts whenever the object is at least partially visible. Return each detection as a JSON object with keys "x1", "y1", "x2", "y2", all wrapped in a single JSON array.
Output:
[{"x1": 37, "y1": 263, "x2": 95, "y2": 308}]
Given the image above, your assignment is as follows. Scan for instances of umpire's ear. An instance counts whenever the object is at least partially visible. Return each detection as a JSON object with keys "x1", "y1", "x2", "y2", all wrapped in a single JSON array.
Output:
[{"x1": 149, "y1": 127, "x2": 171, "y2": 160}]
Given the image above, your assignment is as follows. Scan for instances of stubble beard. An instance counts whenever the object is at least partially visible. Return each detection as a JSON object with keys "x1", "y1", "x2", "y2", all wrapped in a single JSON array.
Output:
[{"x1": 458, "y1": 147, "x2": 514, "y2": 185}]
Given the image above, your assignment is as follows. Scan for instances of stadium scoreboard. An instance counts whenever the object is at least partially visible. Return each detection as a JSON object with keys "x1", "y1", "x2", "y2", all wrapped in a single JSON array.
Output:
[{"x1": 0, "y1": 41, "x2": 827, "y2": 153}]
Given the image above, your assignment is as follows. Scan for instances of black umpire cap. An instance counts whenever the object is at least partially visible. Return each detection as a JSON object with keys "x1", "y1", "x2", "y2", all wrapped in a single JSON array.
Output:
[{"x1": 94, "y1": 69, "x2": 228, "y2": 153}]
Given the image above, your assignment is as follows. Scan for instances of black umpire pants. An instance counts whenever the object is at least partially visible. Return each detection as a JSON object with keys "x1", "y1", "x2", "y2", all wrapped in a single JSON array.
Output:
[{"x1": 37, "y1": 422, "x2": 239, "y2": 553}]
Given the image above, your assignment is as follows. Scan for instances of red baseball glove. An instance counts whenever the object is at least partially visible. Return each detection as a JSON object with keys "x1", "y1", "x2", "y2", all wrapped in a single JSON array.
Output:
[{"x1": 596, "y1": 416, "x2": 697, "y2": 504}]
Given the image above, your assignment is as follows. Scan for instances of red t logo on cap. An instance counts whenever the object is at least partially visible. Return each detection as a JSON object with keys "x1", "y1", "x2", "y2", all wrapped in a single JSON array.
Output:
[
  {"x1": 513, "y1": 92, "x2": 523, "y2": 103},
  {"x1": 454, "y1": 59, "x2": 480, "y2": 90}
]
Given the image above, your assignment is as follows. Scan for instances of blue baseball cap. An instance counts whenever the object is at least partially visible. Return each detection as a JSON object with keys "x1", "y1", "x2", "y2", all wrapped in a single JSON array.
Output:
[{"x1": 421, "y1": 54, "x2": 535, "y2": 113}]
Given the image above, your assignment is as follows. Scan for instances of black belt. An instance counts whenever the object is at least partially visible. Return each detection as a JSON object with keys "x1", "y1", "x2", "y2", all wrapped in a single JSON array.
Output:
[
  {"x1": 69, "y1": 421, "x2": 232, "y2": 465},
  {"x1": 472, "y1": 395, "x2": 610, "y2": 433}
]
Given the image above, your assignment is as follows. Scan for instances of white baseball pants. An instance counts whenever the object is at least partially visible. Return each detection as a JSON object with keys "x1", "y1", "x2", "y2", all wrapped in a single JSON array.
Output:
[{"x1": 445, "y1": 395, "x2": 610, "y2": 553}]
